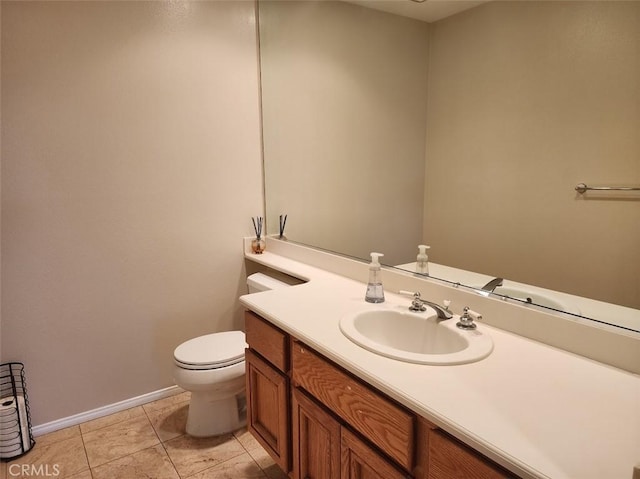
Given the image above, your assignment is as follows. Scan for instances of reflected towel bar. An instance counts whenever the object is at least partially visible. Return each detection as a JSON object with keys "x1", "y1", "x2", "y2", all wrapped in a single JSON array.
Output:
[{"x1": 575, "y1": 183, "x2": 640, "y2": 194}]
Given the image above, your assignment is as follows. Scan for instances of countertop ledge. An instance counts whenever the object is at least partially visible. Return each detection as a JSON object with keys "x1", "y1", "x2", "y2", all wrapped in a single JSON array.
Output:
[{"x1": 241, "y1": 250, "x2": 640, "y2": 479}]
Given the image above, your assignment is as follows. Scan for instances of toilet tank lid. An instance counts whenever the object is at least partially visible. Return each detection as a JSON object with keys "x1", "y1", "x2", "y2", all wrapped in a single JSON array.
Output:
[
  {"x1": 174, "y1": 331, "x2": 246, "y2": 367},
  {"x1": 247, "y1": 272, "x2": 291, "y2": 292}
]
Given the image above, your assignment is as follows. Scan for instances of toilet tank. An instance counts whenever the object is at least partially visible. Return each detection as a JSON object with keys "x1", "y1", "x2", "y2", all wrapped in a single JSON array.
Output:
[{"x1": 246, "y1": 272, "x2": 291, "y2": 293}]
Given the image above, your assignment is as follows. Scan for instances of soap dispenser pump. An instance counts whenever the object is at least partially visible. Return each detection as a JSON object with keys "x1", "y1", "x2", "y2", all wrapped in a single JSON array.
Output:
[
  {"x1": 416, "y1": 245, "x2": 430, "y2": 275},
  {"x1": 365, "y1": 252, "x2": 385, "y2": 303}
]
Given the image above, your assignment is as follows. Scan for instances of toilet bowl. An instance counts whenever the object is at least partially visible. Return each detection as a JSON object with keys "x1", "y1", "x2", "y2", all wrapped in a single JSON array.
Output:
[
  {"x1": 173, "y1": 331, "x2": 246, "y2": 437},
  {"x1": 172, "y1": 272, "x2": 290, "y2": 437}
]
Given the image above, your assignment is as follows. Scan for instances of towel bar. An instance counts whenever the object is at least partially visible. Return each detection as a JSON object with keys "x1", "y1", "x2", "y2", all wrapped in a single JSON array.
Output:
[{"x1": 575, "y1": 183, "x2": 640, "y2": 194}]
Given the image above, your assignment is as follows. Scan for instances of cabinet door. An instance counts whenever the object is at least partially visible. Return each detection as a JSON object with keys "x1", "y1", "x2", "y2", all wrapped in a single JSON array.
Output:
[
  {"x1": 341, "y1": 428, "x2": 409, "y2": 479},
  {"x1": 246, "y1": 349, "x2": 290, "y2": 473},
  {"x1": 292, "y1": 387, "x2": 341, "y2": 479},
  {"x1": 428, "y1": 429, "x2": 512, "y2": 479}
]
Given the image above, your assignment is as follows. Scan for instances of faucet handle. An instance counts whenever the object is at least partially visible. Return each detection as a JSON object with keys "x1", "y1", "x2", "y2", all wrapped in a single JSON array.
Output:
[
  {"x1": 465, "y1": 308, "x2": 482, "y2": 321},
  {"x1": 399, "y1": 290, "x2": 419, "y2": 298},
  {"x1": 399, "y1": 290, "x2": 427, "y2": 311},
  {"x1": 457, "y1": 306, "x2": 481, "y2": 330}
]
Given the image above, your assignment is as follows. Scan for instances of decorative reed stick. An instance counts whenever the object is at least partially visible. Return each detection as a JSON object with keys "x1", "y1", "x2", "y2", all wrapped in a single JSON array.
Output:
[
  {"x1": 252, "y1": 216, "x2": 263, "y2": 239},
  {"x1": 279, "y1": 214, "x2": 287, "y2": 238}
]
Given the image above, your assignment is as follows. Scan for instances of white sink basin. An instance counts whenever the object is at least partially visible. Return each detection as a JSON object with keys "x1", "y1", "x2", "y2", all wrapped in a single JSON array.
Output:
[
  {"x1": 492, "y1": 287, "x2": 581, "y2": 315},
  {"x1": 339, "y1": 308, "x2": 493, "y2": 365}
]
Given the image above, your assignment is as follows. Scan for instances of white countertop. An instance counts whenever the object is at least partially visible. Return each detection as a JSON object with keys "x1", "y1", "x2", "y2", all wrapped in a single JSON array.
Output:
[{"x1": 240, "y1": 251, "x2": 640, "y2": 479}]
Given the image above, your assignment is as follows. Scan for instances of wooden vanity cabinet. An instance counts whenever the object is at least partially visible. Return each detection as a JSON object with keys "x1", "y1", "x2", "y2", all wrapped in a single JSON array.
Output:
[
  {"x1": 245, "y1": 310, "x2": 519, "y2": 479},
  {"x1": 245, "y1": 311, "x2": 290, "y2": 473}
]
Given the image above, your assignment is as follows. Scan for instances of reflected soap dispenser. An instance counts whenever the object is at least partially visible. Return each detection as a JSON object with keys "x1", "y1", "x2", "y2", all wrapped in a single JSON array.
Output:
[
  {"x1": 365, "y1": 252, "x2": 385, "y2": 303},
  {"x1": 416, "y1": 245, "x2": 430, "y2": 275}
]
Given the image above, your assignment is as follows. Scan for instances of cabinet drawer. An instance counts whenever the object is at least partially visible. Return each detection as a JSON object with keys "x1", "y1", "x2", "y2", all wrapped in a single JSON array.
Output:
[
  {"x1": 245, "y1": 310, "x2": 288, "y2": 372},
  {"x1": 291, "y1": 341, "x2": 415, "y2": 471},
  {"x1": 429, "y1": 429, "x2": 513, "y2": 479}
]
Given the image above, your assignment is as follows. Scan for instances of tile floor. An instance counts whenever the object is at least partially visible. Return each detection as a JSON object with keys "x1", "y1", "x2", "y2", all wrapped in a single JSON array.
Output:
[{"x1": 1, "y1": 392, "x2": 288, "y2": 479}]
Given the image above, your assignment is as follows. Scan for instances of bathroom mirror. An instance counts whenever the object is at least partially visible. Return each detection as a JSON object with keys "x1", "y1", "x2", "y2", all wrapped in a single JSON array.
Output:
[{"x1": 260, "y1": 0, "x2": 640, "y2": 332}]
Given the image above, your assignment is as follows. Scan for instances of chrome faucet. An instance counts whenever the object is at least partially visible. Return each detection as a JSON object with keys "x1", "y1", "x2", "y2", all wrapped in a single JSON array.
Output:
[
  {"x1": 481, "y1": 277, "x2": 503, "y2": 293},
  {"x1": 399, "y1": 291, "x2": 453, "y2": 320}
]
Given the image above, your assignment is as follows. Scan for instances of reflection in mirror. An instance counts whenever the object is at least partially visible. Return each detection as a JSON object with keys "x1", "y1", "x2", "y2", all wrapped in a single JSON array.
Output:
[
  {"x1": 261, "y1": 0, "x2": 428, "y2": 265},
  {"x1": 260, "y1": 0, "x2": 640, "y2": 332}
]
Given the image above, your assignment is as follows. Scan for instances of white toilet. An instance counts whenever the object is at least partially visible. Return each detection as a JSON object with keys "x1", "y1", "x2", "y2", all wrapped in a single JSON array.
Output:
[{"x1": 173, "y1": 272, "x2": 289, "y2": 437}]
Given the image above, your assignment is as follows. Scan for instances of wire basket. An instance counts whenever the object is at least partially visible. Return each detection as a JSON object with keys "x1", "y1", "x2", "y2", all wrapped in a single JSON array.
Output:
[{"x1": 1, "y1": 362, "x2": 35, "y2": 461}]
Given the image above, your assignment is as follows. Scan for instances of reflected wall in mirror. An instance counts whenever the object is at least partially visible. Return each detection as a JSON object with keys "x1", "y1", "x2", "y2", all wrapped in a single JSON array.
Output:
[
  {"x1": 261, "y1": 0, "x2": 429, "y2": 265},
  {"x1": 260, "y1": 0, "x2": 640, "y2": 332}
]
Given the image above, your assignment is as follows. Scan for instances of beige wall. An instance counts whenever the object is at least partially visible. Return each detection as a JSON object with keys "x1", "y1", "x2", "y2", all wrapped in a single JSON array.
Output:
[
  {"x1": 261, "y1": 1, "x2": 429, "y2": 265},
  {"x1": 0, "y1": 2, "x2": 3, "y2": 363},
  {"x1": 424, "y1": 1, "x2": 640, "y2": 308},
  {"x1": 1, "y1": 1, "x2": 263, "y2": 425}
]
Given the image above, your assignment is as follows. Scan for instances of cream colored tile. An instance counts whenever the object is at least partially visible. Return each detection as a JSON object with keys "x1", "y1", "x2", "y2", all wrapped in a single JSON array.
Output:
[
  {"x1": 244, "y1": 446, "x2": 288, "y2": 479},
  {"x1": 34, "y1": 425, "x2": 81, "y2": 449},
  {"x1": 245, "y1": 445, "x2": 274, "y2": 471},
  {"x1": 82, "y1": 415, "x2": 159, "y2": 468},
  {"x1": 164, "y1": 433, "x2": 245, "y2": 478},
  {"x1": 186, "y1": 452, "x2": 266, "y2": 479},
  {"x1": 6, "y1": 435, "x2": 89, "y2": 479},
  {"x1": 142, "y1": 391, "x2": 190, "y2": 414},
  {"x1": 233, "y1": 428, "x2": 262, "y2": 452},
  {"x1": 80, "y1": 406, "x2": 145, "y2": 434},
  {"x1": 145, "y1": 400, "x2": 189, "y2": 442},
  {"x1": 91, "y1": 444, "x2": 178, "y2": 479},
  {"x1": 66, "y1": 470, "x2": 93, "y2": 479}
]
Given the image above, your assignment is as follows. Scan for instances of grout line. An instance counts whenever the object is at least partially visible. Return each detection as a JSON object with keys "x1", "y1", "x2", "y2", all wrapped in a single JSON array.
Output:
[
  {"x1": 78, "y1": 402, "x2": 163, "y2": 473},
  {"x1": 231, "y1": 428, "x2": 279, "y2": 478},
  {"x1": 141, "y1": 407, "x2": 162, "y2": 447},
  {"x1": 78, "y1": 427, "x2": 93, "y2": 479},
  {"x1": 157, "y1": 442, "x2": 182, "y2": 479},
  {"x1": 141, "y1": 406, "x2": 183, "y2": 479}
]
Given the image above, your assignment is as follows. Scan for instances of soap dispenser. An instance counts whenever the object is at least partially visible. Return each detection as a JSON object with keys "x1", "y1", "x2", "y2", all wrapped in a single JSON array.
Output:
[
  {"x1": 416, "y1": 245, "x2": 430, "y2": 275},
  {"x1": 365, "y1": 252, "x2": 385, "y2": 303}
]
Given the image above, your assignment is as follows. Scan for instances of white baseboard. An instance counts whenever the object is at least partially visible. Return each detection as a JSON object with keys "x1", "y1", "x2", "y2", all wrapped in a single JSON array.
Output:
[{"x1": 32, "y1": 385, "x2": 184, "y2": 437}]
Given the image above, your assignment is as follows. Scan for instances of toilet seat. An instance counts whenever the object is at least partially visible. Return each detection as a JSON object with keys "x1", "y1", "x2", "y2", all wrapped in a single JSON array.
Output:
[{"x1": 174, "y1": 331, "x2": 246, "y2": 371}]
